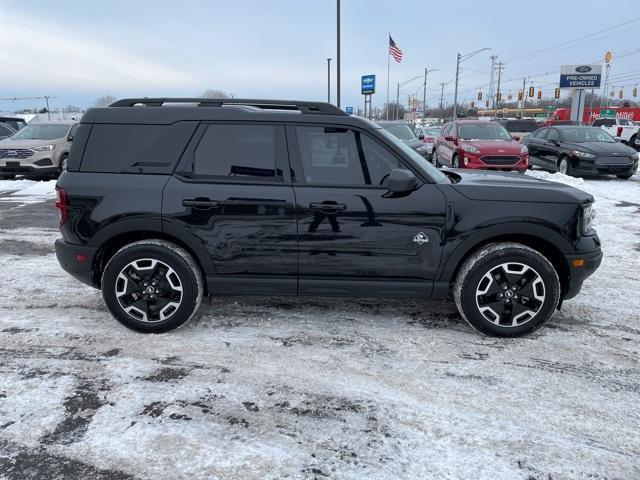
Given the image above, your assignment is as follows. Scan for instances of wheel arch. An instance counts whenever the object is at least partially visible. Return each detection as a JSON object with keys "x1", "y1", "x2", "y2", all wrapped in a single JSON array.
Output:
[{"x1": 439, "y1": 229, "x2": 571, "y2": 299}]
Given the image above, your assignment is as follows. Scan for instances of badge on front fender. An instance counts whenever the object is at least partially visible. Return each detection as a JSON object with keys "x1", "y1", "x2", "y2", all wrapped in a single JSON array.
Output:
[{"x1": 413, "y1": 232, "x2": 429, "y2": 245}]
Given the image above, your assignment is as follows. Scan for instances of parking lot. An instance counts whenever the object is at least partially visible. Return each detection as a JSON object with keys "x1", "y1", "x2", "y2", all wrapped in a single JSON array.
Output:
[{"x1": 0, "y1": 171, "x2": 638, "y2": 479}]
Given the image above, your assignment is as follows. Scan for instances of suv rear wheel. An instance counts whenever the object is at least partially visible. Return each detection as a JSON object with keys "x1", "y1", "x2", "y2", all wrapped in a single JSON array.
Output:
[
  {"x1": 454, "y1": 242, "x2": 560, "y2": 337},
  {"x1": 101, "y1": 240, "x2": 203, "y2": 333}
]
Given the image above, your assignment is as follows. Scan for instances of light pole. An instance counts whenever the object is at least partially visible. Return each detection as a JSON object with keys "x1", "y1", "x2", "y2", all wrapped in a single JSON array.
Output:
[
  {"x1": 422, "y1": 68, "x2": 439, "y2": 122},
  {"x1": 439, "y1": 82, "x2": 446, "y2": 119},
  {"x1": 396, "y1": 75, "x2": 422, "y2": 120},
  {"x1": 453, "y1": 47, "x2": 491, "y2": 119},
  {"x1": 326, "y1": 58, "x2": 332, "y2": 103},
  {"x1": 336, "y1": 0, "x2": 341, "y2": 108}
]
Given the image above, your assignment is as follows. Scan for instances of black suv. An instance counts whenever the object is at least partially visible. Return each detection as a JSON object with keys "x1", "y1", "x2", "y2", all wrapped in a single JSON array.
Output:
[{"x1": 55, "y1": 98, "x2": 602, "y2": 337}]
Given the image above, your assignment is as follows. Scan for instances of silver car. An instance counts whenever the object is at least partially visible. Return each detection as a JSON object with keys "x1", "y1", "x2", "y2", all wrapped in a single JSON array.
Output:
[{"x1": 0, "y1": 122, "x2": 77, "y2": 179}]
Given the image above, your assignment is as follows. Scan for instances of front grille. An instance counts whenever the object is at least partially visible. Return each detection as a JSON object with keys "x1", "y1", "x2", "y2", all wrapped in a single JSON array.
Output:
[
  {"x1": 595, "y1": 156, "x2": 633, "y2": 166},
  {"x1": 480, "y1": 155, "x2": 520, "y2": 166},
  {"x1": 0, "y1": 148, "x2": 33, "y2": 159}
]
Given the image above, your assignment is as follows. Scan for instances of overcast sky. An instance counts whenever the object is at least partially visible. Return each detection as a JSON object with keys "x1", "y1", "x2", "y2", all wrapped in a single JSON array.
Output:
[{"x1": 1, "y1": 0, "x2": 639, "y2": 112}]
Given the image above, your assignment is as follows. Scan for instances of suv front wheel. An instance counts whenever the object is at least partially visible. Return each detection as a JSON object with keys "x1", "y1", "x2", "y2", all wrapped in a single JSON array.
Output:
[
  {"x1": 101, "y1": 240, "x2": 203, "y2": 333},
  {"x1": 454, "y1": 242, "x2": 560, "y2": 337}
]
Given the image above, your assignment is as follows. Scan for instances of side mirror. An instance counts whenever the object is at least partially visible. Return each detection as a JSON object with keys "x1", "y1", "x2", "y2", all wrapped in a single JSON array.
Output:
[
  {"x1": 418, "y1": 134, "x2": 425, "y2": 140},
  {"x1": 387, "y1": 168, "x2": 419, "y2": 193},
  {"x1": 67, "y1": 135, "x2": 74, "y2": 142}
]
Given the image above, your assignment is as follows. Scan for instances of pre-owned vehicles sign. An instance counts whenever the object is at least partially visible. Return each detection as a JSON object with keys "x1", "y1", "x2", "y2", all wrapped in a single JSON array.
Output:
[{"x1": 559, "y1": 65, "x2": 602, "y2": 89}]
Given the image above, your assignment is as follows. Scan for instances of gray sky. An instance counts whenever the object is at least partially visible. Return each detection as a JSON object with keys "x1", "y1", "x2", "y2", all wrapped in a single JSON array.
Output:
[{"x1": 1, "y1": 0, "x2": 639, "y2": 112}]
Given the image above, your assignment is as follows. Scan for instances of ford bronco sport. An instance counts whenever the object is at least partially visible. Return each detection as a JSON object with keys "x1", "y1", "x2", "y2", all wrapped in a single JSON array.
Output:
[{"x1": 54, "y1": 98, "x2": 602, "y2": 337}]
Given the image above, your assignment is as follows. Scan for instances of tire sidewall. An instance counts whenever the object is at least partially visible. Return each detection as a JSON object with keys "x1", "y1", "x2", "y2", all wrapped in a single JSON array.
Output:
[
  {"x1": 456, "y1": 245, "x2": 560, "y2": 337},
  {"x1": 102, "y1": 243, "x2": 201, "y2": 333}
]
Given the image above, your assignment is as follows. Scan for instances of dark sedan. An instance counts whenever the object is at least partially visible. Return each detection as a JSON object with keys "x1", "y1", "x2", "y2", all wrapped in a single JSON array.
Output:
[
  {"x1": 376, "y1": 121, "x2": 430, "y2": 158},
  {"x1": 523, "y1": 125, "x2": 639, "y2": 179}
]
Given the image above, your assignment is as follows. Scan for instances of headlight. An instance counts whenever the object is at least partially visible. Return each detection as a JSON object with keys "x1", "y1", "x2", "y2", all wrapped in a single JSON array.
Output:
[
  {"x1": 32, "y1": 144, "x2": 55, "y2": 152},
  {"x1": 580, "y1": 203, "x2": 596, "y2": 236},
  {"x1": 572, "y1": 150, "x2": 595, "y2": 158},
  {"x1": 520, "y1": 145, "x2": 529, "y2": 154},
  {"x1": 461, "y1": 144, "x2": 479, "y2": 153},
  {"x1": 633, "y1": 152, "x2": 639, "y2": 161}
]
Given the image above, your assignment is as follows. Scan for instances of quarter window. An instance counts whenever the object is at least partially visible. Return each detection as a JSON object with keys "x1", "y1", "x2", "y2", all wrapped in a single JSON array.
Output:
[
  {"x1": 193, "y1": 124, "x2": 283, "y2": 180},
  {"x1": 546, "y1": 129, "x2": 560, "y2": 142},
  {"x1": 294, "y1": 126, "x2": 399, "y2": 186}
]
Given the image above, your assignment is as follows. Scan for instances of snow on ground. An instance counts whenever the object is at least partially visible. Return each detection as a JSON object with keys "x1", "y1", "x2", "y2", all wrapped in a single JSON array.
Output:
[{"x1": 0, "y1": 174, "x2": 639, "y2": 479}]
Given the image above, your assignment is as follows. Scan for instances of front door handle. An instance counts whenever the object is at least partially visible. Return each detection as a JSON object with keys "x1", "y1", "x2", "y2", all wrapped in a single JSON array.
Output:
[
  {"x1": 183, "y1": 199, "x2": 220, "y2": 209},
  {"x1": 309, "y1": 202, "x2": 347, "y2": 212}
]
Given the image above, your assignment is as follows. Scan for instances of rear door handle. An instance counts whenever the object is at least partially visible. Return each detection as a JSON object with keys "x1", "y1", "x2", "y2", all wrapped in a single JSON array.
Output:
[
  {"x1": 309, "y1": 202, "x2": 346, "y2": 212},
  {"x1": 183, "y1": 199, "x2": 220, "y2": 208}
]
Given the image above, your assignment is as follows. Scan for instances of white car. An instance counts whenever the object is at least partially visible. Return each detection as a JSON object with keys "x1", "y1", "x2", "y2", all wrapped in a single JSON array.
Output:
[
  {"x1": 592, "y1": 118, "x2": 640, "y2": 149},
  {"x1": 414, "y1": 126, "x2": 442, "y2": 160}
]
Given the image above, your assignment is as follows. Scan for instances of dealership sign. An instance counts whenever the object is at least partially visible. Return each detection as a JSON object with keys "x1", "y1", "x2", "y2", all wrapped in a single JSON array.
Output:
[
  {"x1": 361, "y1": 75, "x2": 376, "y2": 95},
  {"x1": 559, "y1": 64, "x2": 602, "y2": 89}
]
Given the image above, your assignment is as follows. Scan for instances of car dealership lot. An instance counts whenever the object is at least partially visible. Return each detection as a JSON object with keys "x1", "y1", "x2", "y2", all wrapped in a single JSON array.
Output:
[{"x1": 0, "y1": 174, "x2": 639, "y2": 479}]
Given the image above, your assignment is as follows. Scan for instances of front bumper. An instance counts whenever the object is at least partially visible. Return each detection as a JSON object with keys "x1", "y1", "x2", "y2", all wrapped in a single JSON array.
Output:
[
  {"x1": 55, "y1": 239, "x2": 99, "y2": 288},
  {"x1": 563, "y1": 245, "x2": 602, "y2": 300},
  {"x1": 461, "y1": 153, "x2": 528, "y2": 172},
  {"x1": 572, "y1": 157, "x2": 638, "y2": 176},
  {"x1": 0, "y1": 153, "x2": 59, "y2": 176}
]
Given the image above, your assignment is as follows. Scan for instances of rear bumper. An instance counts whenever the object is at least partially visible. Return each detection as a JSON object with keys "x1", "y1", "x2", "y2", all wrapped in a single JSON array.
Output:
[
  {"x1": 55, "y1": 239, "x2": 99, "y2": 288},
  {"x1": 563, "y1": 247, "x2": 602, "y2": 300}
]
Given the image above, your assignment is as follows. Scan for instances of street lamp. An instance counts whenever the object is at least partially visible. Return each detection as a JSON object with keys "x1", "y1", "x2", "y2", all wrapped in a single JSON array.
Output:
[
  {"x1": 422, "y1": 68, "x2": 439, "y2": 121},
  {"x1": 326, "y1": 58, "x2": 332, "y2": 103},
  {"x1": 453, "y1": 47, "x2": 491, "y2": 119},
  {"x1": 396, "y1": 75, "x2": 422, "y2": 120}
]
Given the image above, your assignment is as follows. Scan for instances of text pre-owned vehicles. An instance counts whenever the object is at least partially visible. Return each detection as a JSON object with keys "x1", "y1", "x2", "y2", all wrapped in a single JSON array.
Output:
[
  {"x1": 496, "y1": 118, "x2": 539, "y2": 142},
  {"x1": 432, "y1": 120, "x2": 529, "y2": 172},
  {"x1": 591, "y1": 117, "x2": 640, "y2": 149},
  {"x1": 376, "y1": 120, "x2": 430, "y2": 158},
  {"x1": 414, "y1": 125, "x2": 442, "y2": 160},
  {"x1": 522, "y1": 125, "x2": 639, "y2": 179},
  {"x1": 55, "y1": 98, "x2": 601, "y2": 337},
  {"x1": 0, "y1": 121, "x2": 78, "y2": 179}
]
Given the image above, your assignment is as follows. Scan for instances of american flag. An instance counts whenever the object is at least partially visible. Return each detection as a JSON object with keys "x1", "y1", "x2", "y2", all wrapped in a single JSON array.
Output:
[{"x1": 389, "y1": 36, "x2": 403, "y2": 63}]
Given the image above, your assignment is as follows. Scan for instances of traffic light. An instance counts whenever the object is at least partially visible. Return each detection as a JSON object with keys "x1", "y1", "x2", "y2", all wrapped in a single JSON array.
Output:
[
  {"x1": 619, "y1": 89, "x2": 623, "y2": 99},
  {"x1": 554, "y1": 88, "x2": 560, "y2": 99},
  {"x1": 496, "y1": 92, "x2": 502, "y2": 101},
  {"x1": 634, "y1": 87, "x2": 638, "y2": 98},
  {"x1": 610, "y1": 90, "x2": 615, "y2": 97},
  {"x1": 477, "y1": 92, "x2": 482, "y2": 101},
  {"x1": 470, "y1": 101, "x2": 475, "y2": 109},
  {"x1": 485, "y1": 99, "x2": 489, "y2": 107},
  {"x1": 537, "y1": 90, "x2": 542, "y2": 99},
  {"x1": 528, "y1": 86, "x2": 535, "y2": 98},
  {"x1": 518, "y1": 91, "x2": 523, "y2": 101}
]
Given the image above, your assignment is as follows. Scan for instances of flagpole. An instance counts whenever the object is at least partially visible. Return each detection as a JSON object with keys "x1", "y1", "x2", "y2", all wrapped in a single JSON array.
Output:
[{"x1": 386, "y1": 33, "x2": 390, "y2": 120}]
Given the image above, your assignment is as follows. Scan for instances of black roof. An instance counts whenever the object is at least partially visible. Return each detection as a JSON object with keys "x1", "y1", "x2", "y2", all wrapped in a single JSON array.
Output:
[{"x1": 81, "y1": 98, "x2": 361, "y2": 125}]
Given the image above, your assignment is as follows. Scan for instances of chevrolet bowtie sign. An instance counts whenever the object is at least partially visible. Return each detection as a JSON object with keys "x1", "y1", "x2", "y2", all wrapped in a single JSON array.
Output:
[{"x1": 559, "y1": 64, "x2": 602, "y2": 89}]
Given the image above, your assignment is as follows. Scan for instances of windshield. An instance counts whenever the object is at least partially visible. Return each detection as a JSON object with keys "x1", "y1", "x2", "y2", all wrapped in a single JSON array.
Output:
[
  {"x1": 505, "y1": 121, "x2": 538, "y2": 133},
  {"x1": 562, "y1": 127, "x2": 615, "y2": 143},
  {"x1": 377, "y1": 127, "x2": 449, "y2": 183},
  {"x1": 380, "y1": 123, "x2": 417, "y2": 141},
  {"x1": 459, "y1": 123, "x2": 512, "y2": 141},
  {"x1": 11, "y1": 124, "x2": 70, "y2": 140},
  {"x1": 423, "y1": 127, "x2": 442, "y2": 136}
]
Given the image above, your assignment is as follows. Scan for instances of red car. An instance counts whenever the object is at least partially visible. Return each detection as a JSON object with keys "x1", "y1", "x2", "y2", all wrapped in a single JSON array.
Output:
[{"x1": 432, "y1": 120, "x2": 529, "y2": 172}]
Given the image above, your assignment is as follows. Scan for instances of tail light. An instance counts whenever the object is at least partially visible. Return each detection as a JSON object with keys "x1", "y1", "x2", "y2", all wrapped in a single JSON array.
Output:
[
  {"x1": 616, "y1": 127, "x2": 623, "y2": 137},
  {"x1": 55, "y1": 187, "x2": 67, "y2": 226},
  {"x1": 422, "y1": 136, "x2": 434, "y2": 143}
]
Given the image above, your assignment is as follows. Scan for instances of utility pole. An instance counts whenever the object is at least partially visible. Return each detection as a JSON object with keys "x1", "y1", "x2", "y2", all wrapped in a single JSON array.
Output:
[
  {"x1": 495, "y1": 62, "x2": 504, "y2": 117},
  {"x1": 517, "y1": 78, "x2": 525, "y2": 118},
  {"x1": 453, "y1": 48, "x2": 491, "y2": 119},
  {"x1": 488, "y1": 55, "x2": 498, "y2": 109},
  {"x1": 326, "y1": 58, "x2": 332, "y2": 103},
  {"x1": 44, "y1": 96, "x2": 51, "y2": 121},
  {"x1": 439, "y1": 82, "x2": 446, "y2": 118},
  {"x1": 336, "y1": 0, "x2": 341, "y2": 108},
  {"x1": 396, "y1": 82, "x2": 400, "y2": 120},
  {"x1": 422, "y1": 68, "x2": 439, "y2": 123}
]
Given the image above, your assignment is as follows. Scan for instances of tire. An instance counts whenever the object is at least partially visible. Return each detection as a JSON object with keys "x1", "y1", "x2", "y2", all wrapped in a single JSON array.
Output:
[
  {"x1": 101, "y1": 240, "x2": 203, "y2": 333},
  {"x1": 433, "y1": 149, "x2": 441, "y2": 168},
  {"x1": 616, "y1": 174, "x2": 633, "y2": 180},
  {"x1": 629, "y1": 134, "x2": 638, "y2": 151},
  {"x1": 557, "y1": 156, "x2": 572, "y2": 176},
  {"x1": 453, "y1": 242, "x2": 560, "y2": 337},
  {"x1": 0, "y1": 174, "x2": 16, "y2": 180},
  {"x1": 452, "y1": 155, "x2": 460, "y2": 169},
  {"x1": 58, "y1": 154, "x2": 68, "y2": 176}
]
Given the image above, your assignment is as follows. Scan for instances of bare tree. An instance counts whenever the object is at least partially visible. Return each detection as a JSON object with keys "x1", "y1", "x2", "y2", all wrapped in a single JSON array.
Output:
[
  {"x1": 63, "y1": 105, "x2": 82, "y2": 113},
  {"x1": 200, "y1": 89, "x2": 230, "y2": 99},
  {"x1": 94, "y1": 95, "x2": 118, "y2": 107}
]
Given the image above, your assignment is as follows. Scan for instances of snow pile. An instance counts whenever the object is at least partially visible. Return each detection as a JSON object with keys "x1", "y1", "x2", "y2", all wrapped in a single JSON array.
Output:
[
  {"x1": 0, "y1": 179, "x2": 39, "y2": 192},
  {"x1": 10, "y1": 180, "x2": 56, "y2": 196},
  {"x1": 525, "y1": 169, "x2": 585, "y2": 188}
]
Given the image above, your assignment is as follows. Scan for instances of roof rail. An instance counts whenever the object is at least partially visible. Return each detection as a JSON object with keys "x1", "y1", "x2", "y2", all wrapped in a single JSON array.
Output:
[{"x1": 108, "y1": 98, "x2": 347, "y2": 116}]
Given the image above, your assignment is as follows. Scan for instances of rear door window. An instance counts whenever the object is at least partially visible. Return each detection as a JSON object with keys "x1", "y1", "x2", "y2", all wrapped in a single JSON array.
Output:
[{"x1": 192, "y1": 124, "x2": 285, "y2": 181}]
